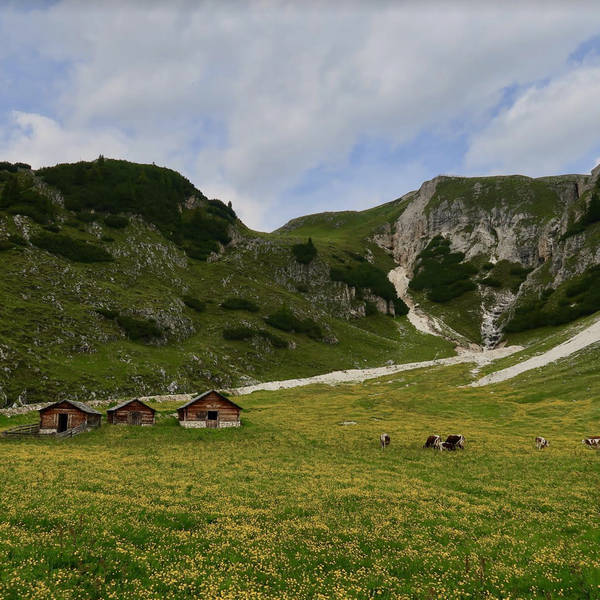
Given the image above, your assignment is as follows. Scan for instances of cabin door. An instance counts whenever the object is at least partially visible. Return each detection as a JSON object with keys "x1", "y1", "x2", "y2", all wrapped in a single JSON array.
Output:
[
  {"x1": 57, "y1": 413, "x2": 68, "y2": 433},
  {"x1": 129, "y1": 412, "x2": 142, "y2": 426},
  {"x1": 207, "y1": 410, "x2": 218, "y2": 428}
]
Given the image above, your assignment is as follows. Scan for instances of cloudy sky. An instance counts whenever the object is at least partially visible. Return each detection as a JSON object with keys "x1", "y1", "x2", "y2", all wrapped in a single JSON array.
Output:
[{"x1": 1, "y1": 1, "x2": 600, "y2": 230}]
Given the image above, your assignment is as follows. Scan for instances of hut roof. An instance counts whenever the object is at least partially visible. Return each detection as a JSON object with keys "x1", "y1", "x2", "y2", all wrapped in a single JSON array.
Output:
[
  {"x1": 177, "y1": 390, "x2": 243, "y2": 411},
  {"x1": 40, "y1": 399, "x2": 102, "y2": 415},
  {"x1": 106, "y1": 398, "x2": 156, "y2": 413}
]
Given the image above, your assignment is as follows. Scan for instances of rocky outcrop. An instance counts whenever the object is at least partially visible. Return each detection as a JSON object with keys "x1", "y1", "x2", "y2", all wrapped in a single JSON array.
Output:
[{"x1": 377, "y1": 166, "x2": 600, "y2": 346}]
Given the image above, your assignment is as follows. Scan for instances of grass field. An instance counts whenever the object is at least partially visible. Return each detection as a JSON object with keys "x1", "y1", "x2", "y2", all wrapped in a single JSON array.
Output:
[{"x1": 1, "y1": 342, "x2": 599, "y2": 599}]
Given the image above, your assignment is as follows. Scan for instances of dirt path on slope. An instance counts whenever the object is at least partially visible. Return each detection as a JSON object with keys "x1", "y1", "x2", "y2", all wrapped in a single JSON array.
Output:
[
  {"x1": 387, "y1": 266, "x2": 473, "y2": 348},
  {"x1": 228, "y1": 345, "x2": 520, "y2": 395},
  {"x1": 471, "y1": 317, "x2": 600, "y2": 387}
]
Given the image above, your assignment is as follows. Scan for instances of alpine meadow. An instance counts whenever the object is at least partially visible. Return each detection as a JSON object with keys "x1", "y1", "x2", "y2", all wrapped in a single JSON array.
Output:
[{"x1": 2, "y1": 3, "x2": 600, "y2": 599}]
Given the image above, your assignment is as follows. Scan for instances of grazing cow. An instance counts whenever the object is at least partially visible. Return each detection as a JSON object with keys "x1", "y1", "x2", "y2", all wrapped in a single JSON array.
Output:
[
  {"x1": 445, "y1": 434, "x2": 465, "y2": 449},
  {"x1": 440, "y1": 441, "x2": 458, "y2": 451},
  {"x1": 535, "y1": 436, "x2": 549, "y2": 450},
  {"x1": 582, "y1": 437, "x2": 600, "y2": 449},
  {"x1": 424, "y1": 434, "x2": 441, "y2": 449},
  {"x1": 380, "y1": 433, "x2": 390, "y2": 450}
]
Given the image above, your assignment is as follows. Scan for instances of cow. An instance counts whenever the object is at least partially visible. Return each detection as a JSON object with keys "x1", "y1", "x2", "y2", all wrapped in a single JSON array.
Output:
[
  {"x1": 440, "y1": 441, "x2": 458, "y2": 451},
  {"x1": 445, "y1": 434, "x2": 465, "y2": 449},
  {"x1": 424, "y1": 434, "x2": 441, "y2": 449},
  {"x1": 535, "y1": 436, "x2": 549, "y2": 450},
  {"x1": 380, "y1": 433, "x2": 390, "y2": 450},
  {"x1": 582, "y1": 437, "x2": 600, "y2": 449}
]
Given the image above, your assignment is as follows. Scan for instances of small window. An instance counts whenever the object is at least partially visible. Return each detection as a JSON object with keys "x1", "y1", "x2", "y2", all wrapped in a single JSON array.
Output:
[{"x1": 207, "y1": 410, "x2": 218, "y2": 421}]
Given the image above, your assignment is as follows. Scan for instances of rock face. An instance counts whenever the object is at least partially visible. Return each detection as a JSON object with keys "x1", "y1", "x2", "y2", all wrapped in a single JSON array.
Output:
[{"x1": 377, "y1": 167, "x2": 600, "y2": 346}]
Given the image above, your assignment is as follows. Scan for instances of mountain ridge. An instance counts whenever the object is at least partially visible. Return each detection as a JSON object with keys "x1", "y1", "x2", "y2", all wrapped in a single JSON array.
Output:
[{"x1": 0, "y1": 158, "x2": 598, "y2": 406}]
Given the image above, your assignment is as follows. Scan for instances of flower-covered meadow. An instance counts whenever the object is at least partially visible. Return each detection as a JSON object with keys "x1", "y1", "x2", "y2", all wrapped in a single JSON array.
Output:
[{"x1": 1, "y1": 358, "x2": 599, "y2": 599}]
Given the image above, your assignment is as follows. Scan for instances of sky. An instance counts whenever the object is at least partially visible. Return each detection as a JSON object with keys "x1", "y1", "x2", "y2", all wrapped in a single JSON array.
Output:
[{"x1": 1, "y1": 1, "x2": 600, "y2": 231}]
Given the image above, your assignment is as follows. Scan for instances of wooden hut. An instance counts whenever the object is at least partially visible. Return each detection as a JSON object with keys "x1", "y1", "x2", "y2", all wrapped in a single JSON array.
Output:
[
  {"x1": 106, "y1": 398, "x2": 155, "y2": 425},
  {"x1": 39, "y1": 400, "x2": 101, "y2": 434},
  {"x1": 177, "y1": 390, "x2": 242, "y2": 428}
]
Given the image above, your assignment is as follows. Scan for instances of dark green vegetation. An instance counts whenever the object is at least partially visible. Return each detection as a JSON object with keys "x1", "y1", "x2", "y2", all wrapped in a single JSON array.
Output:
[
  {"x1": 331, "y1": 261, "x2": 408, "y2": 315},
  {"x1": 264, "y1": 307, "x2": 323, "y2": 341},
  {"x1": 222, "y1": 326, "x2": 287, "y2": 348},
  {"x1": 38, "y1": 158, "x2": 237, "y2": 261},
  {"x1": 409, "y1": 236, "x2": 477, "y2": 302},
  {"x1": 31, "y1": 232, "x2": 113, "y2": 263},
  {"x1": 507, "y1": 264, "x2": 600, "y2": 332},
  {"x1": 478, "y1": 260, "x2": 531, "y2": 293},
  {"x1": 182, "y1": 296, "x2": 206, "y2": 313},
  {"x1": 561, "y1": 184, "x2": 600, "y2": 239},
  {"x1": 104, "y1": 214, "x2": 129, "y2": 229},
  {"x1": 220, "y1": 297, "x2": 260, "y2": 312},
  {"x1": 96, "y1": 309, "x2": 163, "y2": 342},
  {"x1": 0, "y1": 161, "x2": 31, "y2": 172},
  {"x1": 291, "y1": 237, "x2": 317, "y2": 264},
  {"x1": 0, "y1": 173, "x2": 55, "y2": 224},
  {"x1": 1, "y1": 339, "x2": 599, "y2": 599}
]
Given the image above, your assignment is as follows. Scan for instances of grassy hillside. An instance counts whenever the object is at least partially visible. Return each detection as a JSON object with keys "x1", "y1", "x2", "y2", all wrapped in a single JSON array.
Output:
[
  {"x1": 0, "y1": 161, "x2": 450, "y2": 406},
  {"x1": 1, "y1": 342, "x2": 599, "y2": 598}
]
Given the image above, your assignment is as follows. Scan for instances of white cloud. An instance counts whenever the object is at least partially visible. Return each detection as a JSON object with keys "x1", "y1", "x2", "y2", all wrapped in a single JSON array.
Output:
[
  {"x1": 0, "y1": 111, "x2": 128, "y2": 168},
  {"x1": 2, "y1": 2, "x2": 600, "y2": 228},
  {"x1": 465, "y1": 61, "x2": 600, "y2": 175}
]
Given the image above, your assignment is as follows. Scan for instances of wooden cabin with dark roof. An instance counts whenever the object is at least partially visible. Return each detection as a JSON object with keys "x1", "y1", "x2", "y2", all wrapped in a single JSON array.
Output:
[
  {"x1": 177, "y1": 390, "x2": 242, "y2": 428},
  {"x1": 107, "y1": 399, "x2": 155, "y2": 426},
  {"x1": 39, "y1": 400, "x2": 102, "y2": 434}
]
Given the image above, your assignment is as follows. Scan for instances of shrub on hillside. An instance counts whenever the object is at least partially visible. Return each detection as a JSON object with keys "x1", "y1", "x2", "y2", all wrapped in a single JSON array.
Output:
[
  {"x1": 38, "y1": 159, "x2": 236, "y2": 256},
  {"x1": 479, "y1": 276, "x2": 502, "y2": 288},
  {"x1": 1, "y1": 175, "x2": 55, "y2": 224},
  {"x1": 292, "y1": 238, "x2": 317, "y2": 264},
  {"x1": 393, "y1": 297, "x2": 409, "y2": 316},
  {"x1": 95, "y1": 307, "x2": 119, "y2": 319},
  {"x1": 31, "y1": 232, "x2": 113, "y2": 263},
  {"x1": 506, "y1": 266, "x2": 600, "y2": 332},
  {"x1": 264, "y1": 307, "x2": 322, "y2": 340},
  {"x1": 8, "y1": 234, "x2": 27, "y2": 246},
  {"x1": 221, "y1": 297, "x2": 259, "y2": 312},
  {"x1": 183, "y1": 295, "x2": 206, "y2": 313},
  {"x1": 116, "y1": 315, "x2": 162, "y2": 341},
  {"x1": 76, "y1": 211, "x2": 97, "y2": 223},
  {"x1": 330, "y1": 262, "x2": 397, "y2": 302},
  {"x1": 223, "y1": 326, "x2": 254, "y2": 340},
  {"x1": 223, "y1": 326, "x2": 287, "y2": 348},
  {"x1": 0, "y1": 240, "x2": 13, "y2": 251},
  {"x1": 561, "y1": 192, "x2": 600, "y2": 240},
  {"x1": 104, "y1": 214, "x2": 129, "y2": 229},
  {"x1": 0, "y1": 161, "x2": 31, "y2": 172},
  {"x1": 364, "y1": 301, "x2": 378, "y2": 316},
  {"x1": 409, "y1": 236, "x2": 477, "y2": 303},
  {"x1": 184, "y1": 240, "x2": 220, "y2": 261}
]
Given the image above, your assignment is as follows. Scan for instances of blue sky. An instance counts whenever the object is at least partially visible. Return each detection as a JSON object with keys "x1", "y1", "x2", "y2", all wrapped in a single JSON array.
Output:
[{"x1": 1, "y1": 1, "x2": 600, "y2": 231}]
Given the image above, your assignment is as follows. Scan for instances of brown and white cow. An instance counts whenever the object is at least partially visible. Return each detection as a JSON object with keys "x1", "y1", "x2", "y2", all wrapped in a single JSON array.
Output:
[
  {"x1": 445, "y1": 434, "x2": 465, "y2": 450},
  {"x1": 582, "y1": 436, "x2": 600, "y2": 449},
  {"x1": 440, "y1": 441, "x2": 458, "y2": 451},
  {"x1": 424, "y1": 435, "x2": 441, "y2": 449},
  {"x1": 380, "y1": 433, "x2": 390, "y2": 450},
  {"x1": 535, "y1": 436, "x2": 549, "y2": 450}
]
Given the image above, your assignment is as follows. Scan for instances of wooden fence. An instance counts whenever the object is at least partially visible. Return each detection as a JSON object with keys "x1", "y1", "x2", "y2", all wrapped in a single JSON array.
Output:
[
  {"x1": 1, "y1": 423, "x2": 40, "y2": 437},
  {"x1": 2, "y1": 421, "x2": 87, "y2": 439},
  {"x1": 55, "y1": 421, "x2": 87, "y2": 439}
]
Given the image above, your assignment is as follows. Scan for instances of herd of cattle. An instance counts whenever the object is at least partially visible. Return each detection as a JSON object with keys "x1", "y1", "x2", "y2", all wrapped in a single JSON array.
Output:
[{"x1": 379, "y1": 433, "x2": 600, "y2": 451}]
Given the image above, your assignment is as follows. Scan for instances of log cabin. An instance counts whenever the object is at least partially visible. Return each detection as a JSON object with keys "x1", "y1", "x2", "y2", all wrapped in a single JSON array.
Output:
[
  {"x1": 177, "y1": 390, "x2": 242, "y2": 428},
  {"x1": 106, "y1": 398, "x2": 155, "y2": 426},
  {"x1": 39, "y1": 400, "x2": 102, "y2": 434}
]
